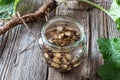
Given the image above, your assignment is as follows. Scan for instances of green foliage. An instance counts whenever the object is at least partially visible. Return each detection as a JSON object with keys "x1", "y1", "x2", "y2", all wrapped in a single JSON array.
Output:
[
  {"x1": 0, "y1": 0, "x2": 20, "y2": 19},
  {"x1": 0, "y1": 3, "x2": 14, "y2": 19},
  {"x1": 98, "y1": 38, "x2": 120, "y2": 80},
  {"x1": 107, "y1": 0, "x2": 120, "y2": 30},
  {"x1": 14, "y1": 0, "x2": 19, "y2": 12},
  {"x1": 0, "y1": 0, "x2": 14, "y2": 5},
  {"x1": 98, "y1": 63, "x2": 120, "y2": 80},
  {"x1": 116, "y1": 0, "x2": 120, "y2": 4}
]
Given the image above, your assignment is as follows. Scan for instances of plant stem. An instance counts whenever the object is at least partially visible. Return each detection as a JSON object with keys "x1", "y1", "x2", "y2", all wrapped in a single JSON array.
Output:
[{"x1": 78, "y1": 0, "x2": 109, "y2": 14}]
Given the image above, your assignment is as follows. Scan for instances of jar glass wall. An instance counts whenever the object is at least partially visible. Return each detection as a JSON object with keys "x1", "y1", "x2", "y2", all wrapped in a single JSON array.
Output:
[{"x1": 39, "y1": 16, "x2": 86, "y2": 72}]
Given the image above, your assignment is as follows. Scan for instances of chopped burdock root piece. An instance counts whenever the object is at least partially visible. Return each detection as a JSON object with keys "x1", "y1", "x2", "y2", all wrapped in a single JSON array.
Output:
[
  {"x1": 54, "y1": 53, "x2": 61, "y2": 58},
  {"x1": 71, "y1": 57, "x2": 78, "y2": 63},
  {"x1": 48, "y1": 39, "x2": 53, "y2": 43},
  {"x1": 51, "y1": 62, "x2": 60, "y2": 68},
  {"x1": 67, "y1": 67, "x2": 72, "y2": 71},
  {"x1": 76, "y1": 32, "x2": 80, "y2": 36},
  {"x1": 53, "y1": 57, "x2": 61, "y2": 64},
  {"x1": 73, "y1": 61, "x2": 81, "y2": 67},
  {"x1": 61, "y1": 65, "x2": 68, "y2": 69},
  {"x1": 61, "y1": 57, "x2": 68, "y2": 64},
  {"x1": 65, "y1": 54, "x2": 72, "y2": 61},
  {"x1": 43, "y1": 53, "x2": 49, "y2": 59},
  {"x1": 65, "y1": 31, "x2": 71, "y2": 36},
  {"x1": 58, "y1": 33, "x2": 64, "y2": 39},
  {"x1": 57, "y1": 26, "x2": 63, "y2": 31}
]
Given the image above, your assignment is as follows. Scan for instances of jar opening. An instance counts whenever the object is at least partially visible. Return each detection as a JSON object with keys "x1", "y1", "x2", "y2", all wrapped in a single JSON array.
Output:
[{"x1": 41, "y1": 16, "x2": 85, "y2": 49}]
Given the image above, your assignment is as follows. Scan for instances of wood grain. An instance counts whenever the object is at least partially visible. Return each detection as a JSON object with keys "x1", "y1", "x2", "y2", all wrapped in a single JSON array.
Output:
[{"x1": 0, "y1": 0, "x2": 118, "y2": 80}]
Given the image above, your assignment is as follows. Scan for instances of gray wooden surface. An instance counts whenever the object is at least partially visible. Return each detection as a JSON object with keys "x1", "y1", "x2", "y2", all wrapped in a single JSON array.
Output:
[{"x1": 0, "y1": 0, "x2": 119, "y2": 80}]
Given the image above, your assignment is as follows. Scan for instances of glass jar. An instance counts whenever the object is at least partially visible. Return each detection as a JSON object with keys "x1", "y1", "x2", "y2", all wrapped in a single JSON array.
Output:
[{"x1": 39, "y1": 16, "x2": 86, "y2": 72}]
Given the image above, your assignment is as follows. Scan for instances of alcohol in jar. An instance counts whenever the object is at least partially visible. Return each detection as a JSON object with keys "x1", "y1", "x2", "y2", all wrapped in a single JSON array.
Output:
[{"x1": 39, "y1": 16, "x2": 86, "y2": 72}]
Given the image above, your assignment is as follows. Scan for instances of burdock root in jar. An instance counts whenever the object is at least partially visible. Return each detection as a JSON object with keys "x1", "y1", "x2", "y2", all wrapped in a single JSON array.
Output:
[{"x1": 42, "y1": 26, "x2": 85, "y2": 72}]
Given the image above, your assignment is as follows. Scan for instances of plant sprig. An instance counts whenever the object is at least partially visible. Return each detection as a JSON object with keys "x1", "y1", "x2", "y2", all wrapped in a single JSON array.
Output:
[
  {"x1": 57, "y1": 0, "x2": 120, "y2": 30},
  {"x1": 97, "y1": 38, "x2": 120, "y2": 80}
]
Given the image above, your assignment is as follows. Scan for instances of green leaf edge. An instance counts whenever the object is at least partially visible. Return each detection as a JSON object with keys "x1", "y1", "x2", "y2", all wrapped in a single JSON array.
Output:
[{"x1": 14, "y1": 0, "x2": 19, "y2": 12}]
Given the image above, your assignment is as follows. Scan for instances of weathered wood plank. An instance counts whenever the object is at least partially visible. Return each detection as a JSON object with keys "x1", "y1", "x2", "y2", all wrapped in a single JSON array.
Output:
[
  {"x1": 86, "y1": 3, "x2": 110, "y2": 79},
  {"x1": 0, "y1": 21, "x2": 48, "y2": 80}
]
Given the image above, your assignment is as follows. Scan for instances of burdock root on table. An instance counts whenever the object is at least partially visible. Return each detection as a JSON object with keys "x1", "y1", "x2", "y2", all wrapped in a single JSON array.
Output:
[{"x1": 0, "y1": 1, "x2": 57, "y2": 35}]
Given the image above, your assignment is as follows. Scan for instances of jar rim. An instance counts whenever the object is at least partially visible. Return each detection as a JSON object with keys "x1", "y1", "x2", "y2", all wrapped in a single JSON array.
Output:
[{"x1": 41, "y1": 16, "x2": 85, "y2": 49}]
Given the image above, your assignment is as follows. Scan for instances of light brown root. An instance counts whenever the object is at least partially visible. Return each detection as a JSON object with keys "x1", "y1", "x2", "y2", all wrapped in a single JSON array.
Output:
[
  {"x1": 19, "y1": 33, "x2": 40, "y2": 54},
  {"x1": 17, "y1": 12, "x2": 35, "y2": 37},
  {"x1": 0, "y1": 1, "x2": 57, "y2": 35}
]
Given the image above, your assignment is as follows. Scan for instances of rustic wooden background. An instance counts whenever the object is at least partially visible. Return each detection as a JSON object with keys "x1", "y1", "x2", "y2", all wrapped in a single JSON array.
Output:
[{"x1": 0, "y1": 0, "x2": 119, "y2": 80}]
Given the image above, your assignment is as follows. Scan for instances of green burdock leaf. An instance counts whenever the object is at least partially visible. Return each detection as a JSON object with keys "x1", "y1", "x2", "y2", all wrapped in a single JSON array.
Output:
[
  {"x1": 98, "y1": 38, "x2": 120, "y2": 80},
  {"x1": 98, "y1": 38, "x2": 120, "y2": 67},
  {"x1": 0, "y1": 3, "x2": 15, "y2": 19},
  {"x1": 0, "y1": 0, "x2": 14, "y2": 5},
  {"x1": 0, "y1": 0, "x2": 20, "y2": 19},
  {"x1": 107, "y1": 0, "x2": 120, "y2": 30},
  {"x1": 98, "y1": 63, "x2": 120, "y2": 80},
  {"x1": 116, "y1": 0, "x2": 120, "y2": 4}
]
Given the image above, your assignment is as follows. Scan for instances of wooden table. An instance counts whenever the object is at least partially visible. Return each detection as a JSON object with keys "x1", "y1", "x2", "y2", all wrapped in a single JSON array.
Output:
[{"x1": 0, "y1": 0, "x2": 119, "y2": 80}]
